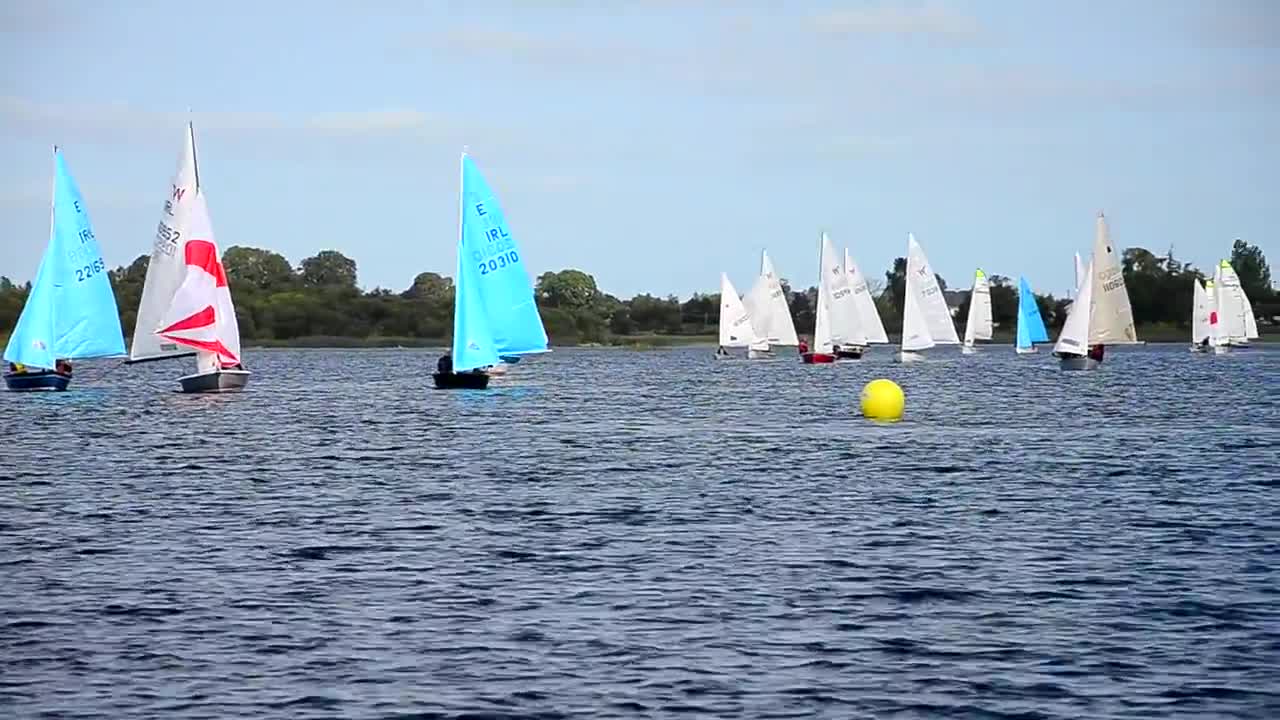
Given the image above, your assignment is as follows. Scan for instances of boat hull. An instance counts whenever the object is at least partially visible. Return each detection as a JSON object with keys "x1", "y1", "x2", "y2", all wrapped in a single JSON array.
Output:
[
  {"x1": 432, "y1": 372, "x2": 490, "y2": 390},
  {"x1": 747, "y1": 347, "x2": 775, "y2": 360},
  {"x1": 896, "y1": 350, "x2": 926, "y2": 363},
  {"x1": 801, "y1": 352, "x2": 836, "y2": 364},
  {"x1": 961, "y1": 345, "x2": 978, "y2": 355},
  {"x1": 1213, "y1": 344, "x2": 1231, "y2": 355},
  {"x1": 1015, "y1": 346, "x2": 1038, "y2": 354},
  {"x1": 1058, "y1": 355, "x2": 1101, "y2": 371},
  {"x1": 4, "y1": 370, "x2": 71, "y2": 392},
  {"x1": 834, "y1": 347, "x2": 865, "y2": 360},
  {"x1": 486, "y1": 363, "x2": 509, "y2": 376},
  {"x1": 178, "y1": 369, "x2": 251, "y2": 394}
]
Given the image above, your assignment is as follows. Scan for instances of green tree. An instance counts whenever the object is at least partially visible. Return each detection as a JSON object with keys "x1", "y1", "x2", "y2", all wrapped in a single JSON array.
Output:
[
  {"x1": 536, "y1": 269, "x2": 600, "y2": 309},
  {"x1": 1230, "y1": 239, "x2": 1272, "y2": 299},
  {"x1": 402, "y1": 272, "x2": 454, "y2": 303},
  {"x1": 224, "y1": 246, "x2": 295, "y2": 291},
  {"x1": 299, "y1": 250, "x2": 358, "y2": 289}
]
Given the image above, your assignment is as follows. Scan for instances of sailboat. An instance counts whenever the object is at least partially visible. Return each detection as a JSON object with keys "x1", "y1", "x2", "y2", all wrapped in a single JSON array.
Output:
[
  {"x1": 4, "y1": 147, "x2": 126, "y2": 391},
  {"x1": 961, "y1": 269, "x2": 992, "y2": 355},
  {"x1": 435, "y1": 152, "x2": 549, "y2": 390},
  {"x1": 1215, "y1": 260, "x2": 1258, "y2": 348},
  {"x1": 897, "y1": 233, "x2": 959, "y2": 363},
  {"x1": 1190, "y1": 279, "x2": 1211, "y2": 353},
  {"x1": 844, "y1": 248, "x2": 889, "y2": 346},
  {"x1": 1052, "y1": 212, "x2": 1138, "y2": 370},
  {"x1": 742, "y1": 250, "x2": 799, "y2": 360},
  {"x1": 1014, "y1": 276, "x2": 1049, "y2": 354},
  {"x1": 715, "y1": 272, "x2": 756, "y2": 358},
  {"x1": 803, "y1": 233, "x2": 865, "y2": 364},
  {"x1": 128, "y1": 123, "x2": 248, "y2": 393}
]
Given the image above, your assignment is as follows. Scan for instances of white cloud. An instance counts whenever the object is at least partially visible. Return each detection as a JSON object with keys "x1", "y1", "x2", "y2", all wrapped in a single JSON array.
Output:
[
  {"x1": 0, "y1": 96, "x2": 446, "y2": 137},
  {"x1": 810, "y1": 2, "x2": 982, "y2": 36}
]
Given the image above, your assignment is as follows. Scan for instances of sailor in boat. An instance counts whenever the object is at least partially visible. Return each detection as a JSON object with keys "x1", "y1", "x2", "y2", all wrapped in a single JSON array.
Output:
[
  {"x1": 7, "y1": 362, "x2": 22, "y2": 374},
  {"x1": 437, "y1": 352, "x2": 453, "y2": 376},
  {"x1": 715, "y1": 345, "x2": 730, "y2": 358},
  {"x1": 1087, "y1": 344, "x2": 1104, "y2": 363},
  {"x1": 797, "y1": 337, "x2": 809, "y2": 355},
  {"x1": 55, "y1": 358, "x2": 73, "y2": 376}
]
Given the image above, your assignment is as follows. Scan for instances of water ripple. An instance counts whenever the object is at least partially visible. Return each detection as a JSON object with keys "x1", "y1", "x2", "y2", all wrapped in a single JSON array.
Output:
[{"x1": 2, "y1": 345, "x2": 1278, "y2": 719}]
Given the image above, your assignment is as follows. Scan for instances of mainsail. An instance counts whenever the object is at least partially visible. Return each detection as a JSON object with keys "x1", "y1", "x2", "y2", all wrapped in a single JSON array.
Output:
[
  {"x1": 820, "y1": 234, "x2": 865, "y2": 348},
  {"x1": 906, "y1": 233, "x2": 959, "y2": 344},
  {"x1": 1015, "y1": 276, "x2": 1049, "y2": 350},
  {"x1": 452, "y1": 153, "x2": 549, "y2": 372},
  {"x1": 1191, "y1": 279, "x2": 1210, "y2": 345},
  {"x1": 1215, "y1": 261, "x2": 1251, "y2": 343},
  {"x1": 1086, "y1": 213, "x2": 1138, "y2": 344},
  {"x1": 718, "y1": 273, "x2": 755, "y2": 347},
  {"x1": 131, "y1": 123, "x2": 199, "y2": 362},
  {"x1": 743, "y1": 250, "x2": 798, "y2": 348},
  {"x1": 962, "y1": 268, "x2": 992, "y2": 348},
  {"x1": 154, "y1": 191, "x2": 242, "y2": 372},
  {"x1": 844, "y1": 248, "x2": 889, "y2": 343},
  {"x1": 4, "y1": 148, "x2": 126, "y2": 369}
]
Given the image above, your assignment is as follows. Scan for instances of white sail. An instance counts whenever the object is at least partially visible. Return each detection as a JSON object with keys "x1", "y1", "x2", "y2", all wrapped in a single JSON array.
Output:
[
  {"x1": 1207, "y1": 278, "x2": 1228, "y2": 347},
  {"x1": 154, "y1": 191, "x2": 241, "y2": 369},
  {"x1": 844, "y1": 248, "x2": 889, "y2": 343},
  {"x1": 901, "y1": 274, "x2": 933, "y2": 352},
  {"x1": 906, "y1": 233, "x2": 959, "y2": 344},
  {"x1": 1215, "y1": 261, "x2": 1249, "y2": 341},
  {"x1": 820, "y1": 234, "x2": 865, "y2": 347},
  {"x1": 1087, "y1": 213, "x2": 1139, "y2": 345},
  {"x1": 743, "y1": 250, "x2": 798, "y2": 347},
  {"x1": 1054, "y1": 259, "x2": 1094, "y2": 355},
  {"x1": 1073, "y1": 252, "x2": 1085, "y2": 296},
  {"x1": 130, "y1": 123, "x2": 199, "y2": 362},
  {"x1": 718, "y1": 273, "x2": 756, "y2": 348},
  {"x1": 962, "y1": 268, "x2": 993, "y2": 346},
  {"x1": 1191, "y1": 279, "x2": 1210, "y2": 344},
  {"x1": 813, "y1": 272, "x2": 834, "y2": 353},
  {"x1": 1244, "y1": 295, "x2": 1259, "y2": 339}
]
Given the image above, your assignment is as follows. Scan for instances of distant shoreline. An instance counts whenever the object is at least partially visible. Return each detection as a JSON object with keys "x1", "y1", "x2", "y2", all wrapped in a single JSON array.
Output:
[{"x1": 2, "y1": 330, "x2": 1272, "y2": 355}]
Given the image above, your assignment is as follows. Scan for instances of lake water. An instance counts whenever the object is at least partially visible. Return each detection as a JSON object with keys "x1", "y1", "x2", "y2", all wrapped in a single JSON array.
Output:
[{"x1": 3, "y1": 345, "x2": 1278, "y2": 719}]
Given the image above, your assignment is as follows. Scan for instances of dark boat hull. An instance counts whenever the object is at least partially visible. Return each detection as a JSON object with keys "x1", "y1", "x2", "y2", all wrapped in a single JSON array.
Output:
[
  {"x1": 178, "y1": 369, "x2": 251, "y2": 394},
  {"x1": 834, "y1": 347, "x2": 865, "y2": 360},
  {"x1": 433, "y1": 372, "x2": 490, "y2": 390},
  {"x1": 4, "y1": 370, "x2": 71, "y2": 392}
]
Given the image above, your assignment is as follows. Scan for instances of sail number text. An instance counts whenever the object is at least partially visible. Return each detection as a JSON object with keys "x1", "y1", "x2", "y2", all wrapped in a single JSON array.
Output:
[
  {"x1": 75, "y1": 258, "x2": 106, "y2": 282},
  {"x1": 478, "y1": 251, "x2": 520, "y2": 276},
  {"x1": 154, "y1": 221, "x2": 181, "y2": 257}
]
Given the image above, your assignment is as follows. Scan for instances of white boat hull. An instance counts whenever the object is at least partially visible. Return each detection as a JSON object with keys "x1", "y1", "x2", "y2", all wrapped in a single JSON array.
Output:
[
  {"x1": 178, "y1": 369, "x2": 251, "y2": 393},
  {"x1": 896, "y1": 350, "x2": 926, "y2": 364},
  {"x1": 1058, "y1": 355, "x2": 1100, "y2": 371},
  {"x1": 747, "y1": 347, "x2": 776, "y2": 360},
  {"x1": 1213, "y1": 344, "x2": 1231, "y2": 355},
  {"x1": 1015, "y1": 346, "x2": 1038, "y2": 355},
  {"x1": 961, "y1": 345, "x2": 978, "y2": 355}
]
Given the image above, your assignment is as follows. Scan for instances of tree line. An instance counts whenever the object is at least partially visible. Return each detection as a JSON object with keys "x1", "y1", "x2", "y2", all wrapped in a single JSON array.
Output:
[{"x1": 0, "y1": 241, "x2": 1274, "y2": 346}]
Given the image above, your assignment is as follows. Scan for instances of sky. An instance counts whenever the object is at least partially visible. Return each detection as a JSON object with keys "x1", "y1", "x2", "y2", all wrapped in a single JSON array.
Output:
[{"x1": 1, "y1": 0, "x2": 1277, "y2": 300}]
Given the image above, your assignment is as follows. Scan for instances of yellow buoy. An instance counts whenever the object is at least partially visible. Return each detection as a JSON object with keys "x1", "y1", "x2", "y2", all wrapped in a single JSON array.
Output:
[{"x1": 861, "y1": 378, "x2": 905, "y2": 421}]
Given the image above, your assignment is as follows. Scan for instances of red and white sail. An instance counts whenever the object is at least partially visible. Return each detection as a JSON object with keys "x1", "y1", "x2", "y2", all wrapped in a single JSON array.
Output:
[{"x1": 154, "y1": 191, "x2": 242, "y2": 369}]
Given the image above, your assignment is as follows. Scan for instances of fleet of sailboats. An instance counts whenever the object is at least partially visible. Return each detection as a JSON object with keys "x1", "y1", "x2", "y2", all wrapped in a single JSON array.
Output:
[{"x1": 3, "y1": 133, "x2": 1270, "y2": 393}]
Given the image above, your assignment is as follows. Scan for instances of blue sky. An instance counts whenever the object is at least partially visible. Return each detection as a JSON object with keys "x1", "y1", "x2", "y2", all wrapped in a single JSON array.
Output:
[{"x1": 2, "y1": 0, "x2": 1277, "y2": 299}]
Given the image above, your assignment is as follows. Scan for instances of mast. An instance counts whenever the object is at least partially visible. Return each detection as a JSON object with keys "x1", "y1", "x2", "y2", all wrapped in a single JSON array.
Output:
[{"x1": 189, "y1": 121, "x2": 200, "y2": 192}]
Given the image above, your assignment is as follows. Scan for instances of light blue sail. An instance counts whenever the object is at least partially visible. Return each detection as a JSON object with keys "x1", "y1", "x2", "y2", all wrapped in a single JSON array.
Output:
[
  {"x1": 1015, "y1": 276, "x2": 1049, "y2": 350},
  {"x1": 452, "y1": 153, "x2": 549, "y2": 372},
  {"x1": 4, "y1": 149, "x2": 125, "y2": 370}
]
